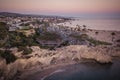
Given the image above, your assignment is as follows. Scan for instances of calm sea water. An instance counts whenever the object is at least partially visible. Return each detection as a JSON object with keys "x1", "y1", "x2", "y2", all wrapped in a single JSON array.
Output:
[
  {"x1": 44, "y1": 59, "x2": 120, "y2": 80},
  {"x1": 60, "y1": 18, "x2": 120, "y2": 31}
]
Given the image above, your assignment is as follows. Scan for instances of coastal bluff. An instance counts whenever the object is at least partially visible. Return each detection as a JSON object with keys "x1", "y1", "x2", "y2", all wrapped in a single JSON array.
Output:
[{"x1": 1, "y1": 45, "x2": 120, "y2": 80}]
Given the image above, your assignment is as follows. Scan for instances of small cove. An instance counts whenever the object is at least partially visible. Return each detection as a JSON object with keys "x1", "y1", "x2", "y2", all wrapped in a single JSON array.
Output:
[{"x1": 44, "y1": 58, "x2": 120, "y2": 80}]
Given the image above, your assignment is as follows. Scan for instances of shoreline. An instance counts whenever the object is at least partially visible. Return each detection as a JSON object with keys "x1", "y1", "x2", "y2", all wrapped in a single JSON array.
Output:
[
  {"x1": 21, "y1": 61, "x2": 76, "y2": 80},
  {"x1": 41, "y1": 57, "x2": 120, "y2": 80},
  {"x1": 20, "y1": 57, "x2": 115, "y2": 80},
  {"x1": 60, "y1": 18, "x2": 120, "y2": 31},
  {"x1": 21, "y1": 57, "x2": 120, "y2": 80}
]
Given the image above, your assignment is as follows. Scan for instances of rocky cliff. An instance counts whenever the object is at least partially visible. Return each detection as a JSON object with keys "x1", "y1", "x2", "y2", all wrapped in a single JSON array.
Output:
[{"x1": 1, "y1": 45, "x2": 120, "y2": 80}]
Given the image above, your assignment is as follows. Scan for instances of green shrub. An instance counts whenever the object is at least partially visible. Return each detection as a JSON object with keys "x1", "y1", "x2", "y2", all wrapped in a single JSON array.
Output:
[
  {"x1": 0, "y1": 50, "x2": 17, "y2": 64},
  {"x1": 58, "y1": 40, "x2": 69, "y2": 47},
  {"x1": 111, "y1": 32, "x2": 116, "y2": 36},
  {"x1": 95, "y1": 31, "x2": 99, "y2": 35},
  {"x1": 88, "y1": 38, "x2": 112, "y2": 46},
  {"x1": 18, "y1": 46, "x2": 32, "y2": 55},
  {"x1": 70, "y1": 34, "x2": 89, "y2": 41},
  {"x1": 0, "y1": 22, "x2": 9, "y2": 40},
  {"x1": 39, "y1": 45, "x2": 54, "y2": 50},
  {"x1": 8, "y1": 32, "x2": 39, "y2": 47},
  {"x1": 116, "y1": 39, "x2": 120, "y2": 43},
  {"x1": 23, "y1": 47, "x2": 32, "y2": 55}
]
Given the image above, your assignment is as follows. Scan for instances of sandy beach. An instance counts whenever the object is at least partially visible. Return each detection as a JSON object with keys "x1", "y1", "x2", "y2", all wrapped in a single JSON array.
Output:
[
  {"x1": 86, "y1": 29, "x2": 120, "y2": 43},
  {"x1": 20, "y1": 61, "x2": 76, "y2": 80}
]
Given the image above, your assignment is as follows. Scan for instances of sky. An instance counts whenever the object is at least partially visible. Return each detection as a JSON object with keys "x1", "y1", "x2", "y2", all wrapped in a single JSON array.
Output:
[{"x1": 0, "y1": 0, "x2": 120, "y2": 17}]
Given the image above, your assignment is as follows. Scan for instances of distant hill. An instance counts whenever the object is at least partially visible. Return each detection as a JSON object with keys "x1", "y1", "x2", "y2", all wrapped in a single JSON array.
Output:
[
  {"x1": 0, "y1": 12, "x2": 70, "y2": 18},
  {"x1": 0, "y1": 12, "x2": 24, "y2": 17}
]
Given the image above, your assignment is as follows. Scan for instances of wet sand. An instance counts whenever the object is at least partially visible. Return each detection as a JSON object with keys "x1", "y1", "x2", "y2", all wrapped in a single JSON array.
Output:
[{"x1": 21, "y1": 61, "x2": 76, "y2": 80}]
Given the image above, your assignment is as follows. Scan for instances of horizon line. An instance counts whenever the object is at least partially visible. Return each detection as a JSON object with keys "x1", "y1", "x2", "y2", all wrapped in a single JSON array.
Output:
[{"x1": 0, "y1": 11, "x2": 120, "y2": 18}]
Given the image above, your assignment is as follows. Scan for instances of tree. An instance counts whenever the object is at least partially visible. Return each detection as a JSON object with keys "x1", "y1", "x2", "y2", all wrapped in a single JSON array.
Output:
[
  {"x1": 0, "y1": 50, "x2": 17, "y2": 64},
  {"x1": 0, "y1": 22, "x2": 9, "y2": 47},
  {"x1": 83, "y1": 25, "x2": 86, "y2": 29},
  {"x1": 0, "y1": 22, "x2": 9, "y2": 40},
  {"x1": 111, "y1": 32, "x2": 116, "y2": 36},
  {"x1": 82, "y1": 25, "x2": 87, "y2": 31},
  {"x1": 95, "y1": 31, "x2": 99, "y2": 35},
  {"x1": 111, "y1": 32, "x2": 116, "y2": 42}
]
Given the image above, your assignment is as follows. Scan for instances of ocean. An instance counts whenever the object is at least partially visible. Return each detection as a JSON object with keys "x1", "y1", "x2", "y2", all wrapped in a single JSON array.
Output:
[
  {"x1": 59, "y1": 18, "x2": 120, "y2": 31},
  {"x1": 44, "y1": 58, "x2": 120, "y2": 80}
]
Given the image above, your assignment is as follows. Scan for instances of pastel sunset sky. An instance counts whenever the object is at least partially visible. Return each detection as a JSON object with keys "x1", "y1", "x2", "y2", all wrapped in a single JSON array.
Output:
[{"x1": 0, "y1": 0, "x2": 120, "y2": 17}]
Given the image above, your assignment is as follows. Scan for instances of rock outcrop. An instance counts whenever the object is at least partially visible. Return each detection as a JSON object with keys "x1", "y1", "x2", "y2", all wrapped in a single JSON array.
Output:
[{"x1": 0, "y1": 45, "x2": 120, "y2": 80}]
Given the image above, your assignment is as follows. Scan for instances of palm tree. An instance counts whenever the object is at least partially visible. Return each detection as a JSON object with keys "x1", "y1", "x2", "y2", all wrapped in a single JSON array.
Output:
[
  {"x1": 82, "y1": 25, "x2": 87, "y2": 31},
  {"x1": 95, "y1": 31, "x2": 99, "y2": 40},
  {"x1": 95, "y1": 31, "x2": 99, "y2": 35},
  {"x1": 83, "y1": 25, "x2": 86, "y2": 28},
  {"x1": 111, "y1": 32, "x2": 116, "y2": 42}
]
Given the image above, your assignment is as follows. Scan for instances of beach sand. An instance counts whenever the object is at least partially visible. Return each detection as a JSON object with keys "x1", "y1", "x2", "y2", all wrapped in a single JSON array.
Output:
[
  {"x1": 20, "y1": 61, "x2": 76, "y2": 80},
  {"x1": 86, "y1": 29, "x2": 120, "y2": 43}
]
